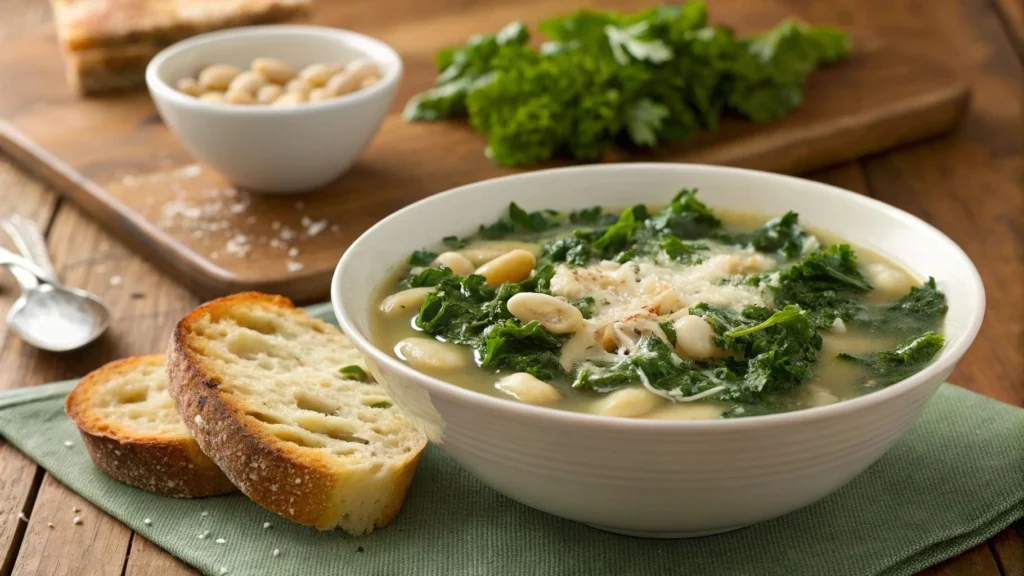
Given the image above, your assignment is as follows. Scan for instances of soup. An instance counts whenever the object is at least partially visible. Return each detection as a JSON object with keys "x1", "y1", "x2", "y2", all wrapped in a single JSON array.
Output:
[{"x1": 371, "y1": 190, "x2": 947, "y2": 419}]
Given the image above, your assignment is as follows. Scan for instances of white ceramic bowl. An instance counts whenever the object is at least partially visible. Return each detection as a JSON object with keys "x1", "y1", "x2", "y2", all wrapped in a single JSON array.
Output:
[
  {"x1": 146, "y1": 25, "x2": 401, "y2": 193},
  {"x1": 331, "y1": 164, "x2": 985, "y2": 537}
]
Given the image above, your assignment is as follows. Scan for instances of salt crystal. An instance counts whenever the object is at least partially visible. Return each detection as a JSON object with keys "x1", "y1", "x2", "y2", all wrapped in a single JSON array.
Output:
[
  {"x1": 286, "y1": 261, "x2": 304, "y2": 273},
  {"x1": 144, "y1": 518, "x2": 152, "y2": 525},
  {"x1": 306, "y1": 220, "x2": 328, "y2": 237},
  {"x1": 272, "y1": 549, "x2": 281, "y2": 557},
  {"x1": 109, "y1": 275, "x2": 123, "y2": 286},
  {"x1": 279, "y1": 227, "x2": 296, "y2": 241},
  {"x1": 72, "y1": 516, "x2": 82, "y2": 525},
  {"x1": 287, "y1": 247, "x2": 299, "y2": 258},
  {"x1": 17, "y1": 512, "x2": 27, "y2": 522},
  {"x1": 215, "y1": 538, "x2": 226, "y2": 544},
  {"x1": 263, "y1": 522, "x2": 272, "y2": 529},
  {"x1": 63, "y1": 441, "x2": 73, "y2": 447}
]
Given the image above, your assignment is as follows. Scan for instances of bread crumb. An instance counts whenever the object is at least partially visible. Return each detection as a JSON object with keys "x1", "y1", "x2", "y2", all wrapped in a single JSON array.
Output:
[
  {"x1": 215, "y1": 538, "x2": 226, "y2": 544},
  {"x1": 272, "y1": 549, "x2": 280, "y2": 558},
  {"x1": 109, "y1": 275, "x2": 123, "y2": 286},
  {"x1": 72, "y1": 516, "x2": 82, "y2": 525},
  {"x1": 143, "y1": 518, "x2": 152, "y2": 525},
  {"x1": 17, "y1": 512, "x2": 28, "y2": 522},
  {"x1": 63, "y1": 441, "x2": 73, "y2": 447},
  {"x1": 263, "y1": 522, "x2": 271, "y2": 529}
]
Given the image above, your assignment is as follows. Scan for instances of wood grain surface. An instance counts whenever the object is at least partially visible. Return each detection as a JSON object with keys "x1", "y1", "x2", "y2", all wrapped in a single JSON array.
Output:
[
  {"x1": 0, "y1": 0, "x2": 970, "y2": 302},
  {"x1": 0, "y1": 0, "x2": 1019, "y2": 575}
]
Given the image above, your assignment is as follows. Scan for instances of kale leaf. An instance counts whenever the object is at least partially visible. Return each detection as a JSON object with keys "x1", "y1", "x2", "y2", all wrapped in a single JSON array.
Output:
[
  {"x1": 864, "y1": 277, "x2": 948, "y2": 336},
  {"x1": 572, "y1": 337, "x2": 738, "y2": 397},
  {"x1": 646, "y1": 189, "x2": 721, "y2": 239},
  {"x1": 661, "y1": 236, "x2": 708, "y2": 264},
  {"x1": 837, "y1": 331, "x2": 945, "y2": 386},
  {"x1": 689, "y1": 303, "x2": 822, "y2": 401},
  {"x1": 716, "y1": 211, "x2": 811, "y2": 259},
  {"x1": 409, "y1": 266, "x2": 563, "y2": 380},
  {"x1": 771, "y1": 244, "x2": 872, "y2": 327},
  {"x1": 409, "y1": 249, "x2": 438, "y2": 267}
]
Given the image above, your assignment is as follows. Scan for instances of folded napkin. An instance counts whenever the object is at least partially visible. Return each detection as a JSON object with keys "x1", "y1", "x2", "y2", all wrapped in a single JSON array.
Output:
[{"x1": 0, "y1": 304, "x2": 1020, "y2": 576}]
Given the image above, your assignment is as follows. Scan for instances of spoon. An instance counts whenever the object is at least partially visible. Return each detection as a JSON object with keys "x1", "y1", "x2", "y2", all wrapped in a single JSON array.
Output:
[{"x1": 0, "y1": 219, "x2": 111, "y2": 352}]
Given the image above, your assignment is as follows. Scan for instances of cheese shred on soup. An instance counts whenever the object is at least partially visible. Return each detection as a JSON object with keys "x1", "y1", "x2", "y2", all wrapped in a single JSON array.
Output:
[{"x1": 372, "y1": 190, "x2": 948, "y2": 419}]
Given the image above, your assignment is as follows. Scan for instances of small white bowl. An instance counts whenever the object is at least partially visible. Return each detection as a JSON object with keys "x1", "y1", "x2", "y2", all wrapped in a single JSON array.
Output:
[
  {"x1": 332, "y1": 164, "x2": 985, "y2": 537},
  {"x1": 146, "y1": 25, "x2": 401, "y2": 194}
]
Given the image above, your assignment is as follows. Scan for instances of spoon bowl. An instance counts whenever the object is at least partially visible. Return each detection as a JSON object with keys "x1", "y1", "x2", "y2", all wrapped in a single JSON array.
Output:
[{"x1": 6, "y1": 282, "x2": 111, "y2": 352}]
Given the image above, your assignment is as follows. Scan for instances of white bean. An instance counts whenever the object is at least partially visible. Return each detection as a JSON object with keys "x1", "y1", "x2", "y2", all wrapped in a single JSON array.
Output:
[
  {"x1": 673, "y1": 315, "x2": 720, "y2": 360},
  {"x1": 461, "y1": 241, "x2": 540, "y2": 266},
  {"x1": 299, "y1": 62, "x2": 345, "y2": 87},
  {"x1": 224, "y1": 89, "x2": 255, "y2": 105},
  {"x1": 227, "y1": 70, "x2": 266, "y2": 95},
  {"x1": 256, "y1": 84, "x2": 283, "y2": 104},
  {"x1": 324, "y1": 70, "x2": 360, "y2": 97},
  {"x1": 251, "y1": 57, "x2": 296, "y2": 84},
  {"x1": 431, "y1": 252, "x2": 474, "y2": 276},
  {"x1": 495, "y1": 373, "x2": 561, "y2": 406},
  {"x1": 198, "y1": 64, "x2": 242, "y2": 91},
  {"x1": 176, "y1": 77, "x2": 202, "y2": 96},
  {"x1": 272, "y1": 92, "x2": 306, "y2": 107},
  {"x1": 308, "y1": 87, "x2": 333, "y2": 102},
  {"x1": 506, "y1": 292, "x2": 584, "y2": 334},
  {"x1": 396, "y1": 338, "x2": 468, "y2": 372},
  {"x1": 285, "y1": 77, "x2": 313, "y2": 98},
  {"x1": 199, "y1": 91, "x2": 225, "y2": 103},
  {"x1": 379, "y1": 287, "x2": 432, "y2": 317},
  {"x1": 475, "y1": 249, "x2": 536, "y2": 286},
  {"x1": 865, "y1": 262, "x2": 916, "y2": 297},
  {"x1": 343, "y1": 59, "x2": 380, "y2": 84},
  {"x1": 596, "y1": 387, "x2": 663, "y2": 418}
]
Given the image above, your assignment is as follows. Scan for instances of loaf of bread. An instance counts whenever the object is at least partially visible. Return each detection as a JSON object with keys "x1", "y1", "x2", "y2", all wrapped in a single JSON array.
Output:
[
  {"x1": 49, "y1": 0, "x2": 312, "y2": 94},
  {"x1": 65, "y1": 355, "x2": 236, "y2": 497},
  {"x1": 167, "y1": 292, "x2": 427, "y2": 535}
]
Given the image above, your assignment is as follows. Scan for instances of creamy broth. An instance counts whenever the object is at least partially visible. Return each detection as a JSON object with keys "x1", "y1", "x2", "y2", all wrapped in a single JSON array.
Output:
[{"x1": 370, "y1": 198, "x2": 946, "y2": 420}]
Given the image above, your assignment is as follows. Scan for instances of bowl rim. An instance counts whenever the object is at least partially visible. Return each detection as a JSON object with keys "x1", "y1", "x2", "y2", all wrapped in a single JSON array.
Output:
[
  {"x1": 332, "y1": 163, "x2": 986, "y2": 431},
  {"x1": 145, "y1": 24, "x2": 403, "y2": 115}
]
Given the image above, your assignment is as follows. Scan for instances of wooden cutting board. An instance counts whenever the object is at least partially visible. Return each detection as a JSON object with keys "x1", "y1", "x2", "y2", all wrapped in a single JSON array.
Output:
[{"x1": 0, "y1": 0, "x2": 969, "y2": 303}]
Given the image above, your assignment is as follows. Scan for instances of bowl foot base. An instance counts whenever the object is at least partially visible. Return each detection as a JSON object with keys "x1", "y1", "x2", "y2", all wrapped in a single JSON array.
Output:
[{"x1": 585, "y1": 523, "x2": 750, "y2": 539}]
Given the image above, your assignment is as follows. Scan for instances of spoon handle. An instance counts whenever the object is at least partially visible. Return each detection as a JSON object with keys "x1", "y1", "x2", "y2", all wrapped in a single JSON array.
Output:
[
  {"x1": 0, "y1": 246, "x2": 51, "y2": 281},
  {"x1": 1, "y1": 216, "x2": 61, "y2": 286}
]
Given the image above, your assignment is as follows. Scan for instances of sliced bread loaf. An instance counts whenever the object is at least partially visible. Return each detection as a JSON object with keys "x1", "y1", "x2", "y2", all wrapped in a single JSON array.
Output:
[
  {"x1": 167, "y1": 292, "x2": 427, "y2": 535},
  {"x1": 65, "y1": 355, "x2": 236, "y2": 497}
]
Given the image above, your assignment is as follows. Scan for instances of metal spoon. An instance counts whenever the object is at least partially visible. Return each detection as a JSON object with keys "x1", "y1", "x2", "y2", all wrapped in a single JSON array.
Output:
[{"x1": 0, "y1": 218, "x2": 110, "y2": 352}]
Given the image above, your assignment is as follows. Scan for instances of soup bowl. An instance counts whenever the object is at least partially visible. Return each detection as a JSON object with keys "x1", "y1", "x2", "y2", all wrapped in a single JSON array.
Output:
[{"x1": 331, "y1": 163, "x2": 985, "y2": 537}]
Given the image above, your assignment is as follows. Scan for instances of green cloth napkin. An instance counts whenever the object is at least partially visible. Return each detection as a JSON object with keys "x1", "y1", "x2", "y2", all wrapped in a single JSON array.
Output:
[{"x1": 0, "y1": 304, "x2": 1020, "y2": 576}]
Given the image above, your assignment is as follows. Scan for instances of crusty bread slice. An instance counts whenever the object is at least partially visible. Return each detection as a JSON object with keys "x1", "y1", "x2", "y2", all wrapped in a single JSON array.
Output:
[
  {"x1": 167, "y1": 293, "x2": 427, "y2": 535},
  {"x1": 50, "y1": 0, "x2": 312, "y2": 51},
  {"x1": 65, "y1": 355, "x2": 236, "y2": 497}
]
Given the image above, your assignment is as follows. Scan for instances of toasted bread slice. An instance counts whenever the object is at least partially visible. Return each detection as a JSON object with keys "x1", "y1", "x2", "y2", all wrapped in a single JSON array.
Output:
[
  {"x1": 50, "y1": 0, "x2": 312, "y2": 51},
  {"x1": 167, "y1": 293, "x2": 427, "y2": 535},
  {"x1": 65, "y1": 355, "x2": 236, "y2": 497}
]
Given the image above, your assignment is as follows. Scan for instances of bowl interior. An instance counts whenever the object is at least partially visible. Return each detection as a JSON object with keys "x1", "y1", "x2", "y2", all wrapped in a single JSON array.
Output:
[
  {"x1": 332, "y1": 164, "x2": 985, "y2": 421},
  {"x1": 151, "y1": 25, "x2": 401, "y2": 93}
]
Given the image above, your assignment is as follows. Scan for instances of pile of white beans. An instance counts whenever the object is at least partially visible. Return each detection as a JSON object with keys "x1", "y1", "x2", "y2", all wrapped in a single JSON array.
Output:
[{"x1": 175, "y1": 57, "x2": 382, "y2": 106}]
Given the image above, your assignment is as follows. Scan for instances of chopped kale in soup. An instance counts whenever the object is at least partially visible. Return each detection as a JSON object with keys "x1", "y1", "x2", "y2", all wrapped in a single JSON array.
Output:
[{"x1": 372, "y1": 190, "x2": 947, "y2": 419}]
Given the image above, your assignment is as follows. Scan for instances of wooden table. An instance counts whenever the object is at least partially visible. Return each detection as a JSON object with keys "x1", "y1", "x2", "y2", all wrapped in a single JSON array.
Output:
[{"x1": 0, "y1": 0, "x2": 1020, "y2": 574}]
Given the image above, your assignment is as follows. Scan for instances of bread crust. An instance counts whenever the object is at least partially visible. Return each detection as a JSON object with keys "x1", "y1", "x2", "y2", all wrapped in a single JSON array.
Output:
[
  {"x1": 167, "y1": 292, "x2": 425, "y2": 533},
  {"x1": 65, "y1": 355, "x2": 236, "y2": 497},
  {"x1": 51, "y1": 0, "x2": 312, "y2": 51}
]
